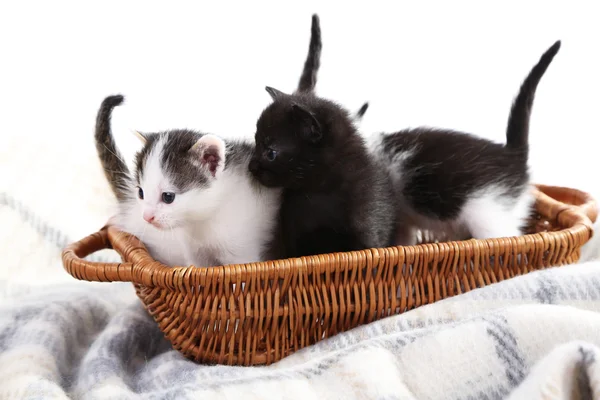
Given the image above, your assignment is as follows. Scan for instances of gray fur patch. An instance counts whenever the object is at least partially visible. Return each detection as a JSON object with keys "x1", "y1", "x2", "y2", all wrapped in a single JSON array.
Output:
[
  {"x1": 160, "y1": 130, "x2": 209, "y2": 191},
  {"x1": 134, "y1": 132, "x2": 256, "y2": 193},
  {"x1": 134, "y1": 133, "x2": 160, "y2": 185}
]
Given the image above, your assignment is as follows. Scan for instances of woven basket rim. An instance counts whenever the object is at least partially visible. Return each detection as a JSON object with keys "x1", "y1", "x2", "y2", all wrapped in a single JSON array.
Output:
[{"x1": 63, "y1": 184, "x2": 597, "y2": 289}]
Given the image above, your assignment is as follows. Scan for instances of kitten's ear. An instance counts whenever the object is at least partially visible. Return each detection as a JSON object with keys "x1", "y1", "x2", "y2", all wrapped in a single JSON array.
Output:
[
  {"x1": 131, "y1": 130, "x2": 147, "y2": 144},
  {"x1": 291, "y1": 104, "x2": 322, "y2": 143},
  {"x1": 265, "y1": 86, "x2": 286, "y2": 101},
  {"x1": 190, "y1": 134, "x2": 227, "y2": 178}
]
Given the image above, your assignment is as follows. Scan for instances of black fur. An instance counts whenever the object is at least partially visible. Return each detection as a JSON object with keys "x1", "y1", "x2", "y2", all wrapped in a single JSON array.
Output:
[
  {"x1": 295, "y1": 14, "x2": 369, "y2": 120},
  {"x1": 248, "y1": 14, "x2": 392, "y2": 257},
  {"x1": 377, "y1": 41, "x2": 560, "y2": 222},
  {"x1": 356, "y1": 102, "x2": 369, "y2": 119},
  {"x1": 249, "y1": 91, "x2": 396, "y2": 257},
  {"x1": 379, "y1": 129, "x2": 529, "y2": 219},
  {"x1": 296, "y1": 14, "x2": 321, "y2": 93},
  {"x1": 506, "y1": 41, "x2": 561, "y2": 151}
]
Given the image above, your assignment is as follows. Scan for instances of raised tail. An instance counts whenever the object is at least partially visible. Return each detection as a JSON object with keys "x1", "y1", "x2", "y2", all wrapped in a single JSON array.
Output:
[
  {"x1": 95, "y1": 94, "x2": 131, "y2": 202},
  {"x1": 505, "y1": 40, "x2": 561, "y2": 151},
  {"x1": 355, "y1": 102, "x2": 369, "y2": 120},
  {"x1": 296, "y1": 14, "x2": 322, "y2": 93}
]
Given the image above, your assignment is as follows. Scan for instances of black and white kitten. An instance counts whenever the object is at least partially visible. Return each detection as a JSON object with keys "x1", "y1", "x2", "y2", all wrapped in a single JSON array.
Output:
[
  {"x1": 96, "y1": 95, "x2": 281, "y2": 267},
  {"x1": 371, "y1": 41, "x2": 561, "y2": 244},
  {"x1": 248, "y1": 16, "x2": 396, "y2": 258}
]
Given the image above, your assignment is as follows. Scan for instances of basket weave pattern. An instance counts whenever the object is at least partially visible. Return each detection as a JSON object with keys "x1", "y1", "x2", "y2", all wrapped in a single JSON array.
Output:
[{"x1": 63, "y1": 185, "x2": 597, "y2": 365}]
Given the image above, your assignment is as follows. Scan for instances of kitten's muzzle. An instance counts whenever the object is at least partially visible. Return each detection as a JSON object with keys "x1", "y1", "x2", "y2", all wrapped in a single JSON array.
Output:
[
  {"x1": 248, "y1": 158, "x2": 280, "y2": 187},
  {"x1": 249, "y1": 158, "x2": 260, "y2": 175}
]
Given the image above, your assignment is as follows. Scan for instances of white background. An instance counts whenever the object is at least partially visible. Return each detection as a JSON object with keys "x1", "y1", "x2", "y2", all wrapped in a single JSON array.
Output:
[{"x1": 1, "y1": 0, "x2": 599, "y2": 215}]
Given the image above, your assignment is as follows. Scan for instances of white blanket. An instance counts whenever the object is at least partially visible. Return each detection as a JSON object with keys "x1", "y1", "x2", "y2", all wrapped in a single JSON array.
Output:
[{"x1": 2, "y1": 192, "x2": 600, "y2": 399}]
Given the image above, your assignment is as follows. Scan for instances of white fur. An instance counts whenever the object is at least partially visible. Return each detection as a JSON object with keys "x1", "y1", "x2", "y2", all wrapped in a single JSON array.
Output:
[
  {"x1": 459, "y1": 186, "x2": 535, "y2": 240},
  {"x1": 184, "y1": 164, "x2": 281, "y2": 266},
  {"x1": 392, "y1": 185, "x2": 535, "y2": 246},
  {"x1": 115, "y1": 134, "x2": 281, "y2": 267}
]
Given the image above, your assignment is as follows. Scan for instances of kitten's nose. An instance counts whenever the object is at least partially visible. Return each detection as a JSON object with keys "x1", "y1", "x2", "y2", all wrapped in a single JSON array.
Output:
[{"x1": 143, "y1": 211, "x2": 155, "y2": 223}]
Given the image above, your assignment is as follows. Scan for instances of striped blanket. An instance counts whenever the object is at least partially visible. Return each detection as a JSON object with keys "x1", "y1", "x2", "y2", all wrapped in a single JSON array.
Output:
[{"x1": 2, "y1": 192, "x2": 600, "y2": 399}]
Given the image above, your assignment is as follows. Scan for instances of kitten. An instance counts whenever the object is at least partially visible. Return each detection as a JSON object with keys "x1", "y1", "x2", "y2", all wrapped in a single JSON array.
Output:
[
  {"x1": 371, "y1": 41, "x2": 561, "y2": 244},
  {"x1": 95, "y1": 95, "x2": 281, "y2": 267},
  {"x1": 248, "y1": 14, "x2": 395, "y2": 258},
  {"x1": 249, "y1": 90, "x2": 396, "y2": 257}
]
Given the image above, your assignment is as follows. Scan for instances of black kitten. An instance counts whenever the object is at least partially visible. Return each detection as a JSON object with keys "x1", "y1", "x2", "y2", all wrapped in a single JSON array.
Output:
[
  {"x1": 248, "y1": 13, "x2": 391, "y2": 258},
  {"x1": 372, "y1": 41, "x2": 561, "y2": 244},
  {"x1": 249, "y1": 89, "x2": 396, "y2": 257}
]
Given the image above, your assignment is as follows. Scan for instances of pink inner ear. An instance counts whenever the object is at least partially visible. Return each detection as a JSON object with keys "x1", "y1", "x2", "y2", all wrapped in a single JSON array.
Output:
[{"x1": 202, "y1": 149, "x2": 220, "y2": 177}]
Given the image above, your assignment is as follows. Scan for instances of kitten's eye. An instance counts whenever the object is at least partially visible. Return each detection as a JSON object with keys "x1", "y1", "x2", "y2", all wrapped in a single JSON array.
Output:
[
  {"x1": 162, "y1": 192, "x2": 175, "y2": 204},
  {"x1": 265, "y1": 148, "x2": 277, "y2": 162},
  {"x1": 138, "y1": 187, "x2": 144, "y2": 200}
]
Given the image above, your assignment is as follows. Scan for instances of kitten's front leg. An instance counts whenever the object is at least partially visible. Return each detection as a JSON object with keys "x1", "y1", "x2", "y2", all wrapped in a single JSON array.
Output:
[
  {"x1": 222, "y1": 247, "x2": 263, "y2": 266},
  {"x1": 359, "y1": 222, "x2": 416, "y2": 248},
  {"x1": 192, "y1": 252, "x2": 220, "y2": 268},
  {"x1": 394, "y1": 224, "x2": 418, "y2": 246},
  {"x1": 182, "y1": 243, "x2": 214, "y2": 268},
  {"x1": 182, "y1": 245, "x2": 199, "y2": 267}
]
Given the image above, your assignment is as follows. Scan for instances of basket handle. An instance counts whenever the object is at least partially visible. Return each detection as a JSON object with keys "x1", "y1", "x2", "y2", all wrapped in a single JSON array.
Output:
[
  {"x1": 62, "y1": 226, "x2": 135, "y2": 282},
  {"x1": 535, "y1": 184, "x2": 598, "y2": 224}
]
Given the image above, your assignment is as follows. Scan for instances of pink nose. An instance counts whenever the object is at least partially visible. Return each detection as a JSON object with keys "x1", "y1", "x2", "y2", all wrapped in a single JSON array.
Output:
[{"x1": 143, "y1": 211, "x2": 155, "y2": 223}]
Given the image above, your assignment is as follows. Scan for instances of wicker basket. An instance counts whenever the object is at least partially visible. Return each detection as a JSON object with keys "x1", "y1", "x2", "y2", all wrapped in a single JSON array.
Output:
[{"x1": 63, "y1": 184, "x2": 597, "y2": 366}]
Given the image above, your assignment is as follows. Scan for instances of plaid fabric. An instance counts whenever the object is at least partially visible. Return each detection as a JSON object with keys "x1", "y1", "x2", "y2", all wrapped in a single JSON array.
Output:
[{"x1": 2, "y1": 194, "x2": 600, "y2": 399}]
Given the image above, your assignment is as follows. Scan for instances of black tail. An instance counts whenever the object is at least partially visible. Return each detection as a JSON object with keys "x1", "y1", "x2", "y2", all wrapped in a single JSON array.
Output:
[
  {"x1": 296, "y1": 14, "x2": 322, "y2": 93},
  {"x1": 355, "y1": 102, "x2": 369, "y2": 120},
  {"x1": 505, "y1": 40, "x2": 561, "y2": 150},
  {"x1": 95, "y1": 94, "x2": 131, "y2": 202}
]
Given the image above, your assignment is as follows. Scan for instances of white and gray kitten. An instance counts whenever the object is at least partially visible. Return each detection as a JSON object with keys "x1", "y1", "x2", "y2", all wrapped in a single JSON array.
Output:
[{"x1": 95, "y1": 95, "x2": 281, "y2": 267}]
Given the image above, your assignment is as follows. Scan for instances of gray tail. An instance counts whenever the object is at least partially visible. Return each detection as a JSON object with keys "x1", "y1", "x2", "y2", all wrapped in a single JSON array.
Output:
[
  {"x1": 505, "y1": 40, "x2": 561, "y2": 151},
  {"x1": 355, "y1": 102, "x2": 369, "y2": 120},
  {"x1": 95, "y1": 94, "x2": 131, "y2": 202},
  {"x1": 296, "y1": 14, "x2": 322, "y2": 93}
]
